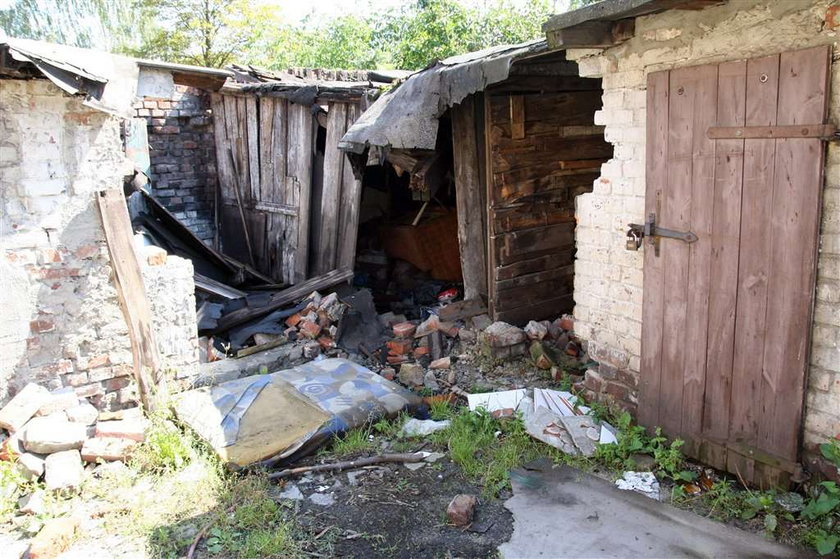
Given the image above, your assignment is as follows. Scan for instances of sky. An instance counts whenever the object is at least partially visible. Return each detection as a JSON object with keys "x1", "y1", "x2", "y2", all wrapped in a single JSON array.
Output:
[{"x1": 269, "y1": 0, "x2": 572, "y2": 24}]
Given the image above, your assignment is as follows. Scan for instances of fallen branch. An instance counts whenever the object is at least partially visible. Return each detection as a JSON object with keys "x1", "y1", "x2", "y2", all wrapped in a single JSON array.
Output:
[
  {"x1": 268, "y1": 452, "x2": 429, "y2": 480},
  {"x1": 186, "y1": 519, "x2": 214, "y2": 559}
]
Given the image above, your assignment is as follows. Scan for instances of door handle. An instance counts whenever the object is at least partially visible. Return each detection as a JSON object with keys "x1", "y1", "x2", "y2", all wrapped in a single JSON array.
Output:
[{"x1": 626, "y1": 213, "x2": 698, "y2": 256}]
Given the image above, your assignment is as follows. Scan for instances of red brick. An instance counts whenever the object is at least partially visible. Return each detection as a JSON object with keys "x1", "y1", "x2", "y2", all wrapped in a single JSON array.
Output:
[
  {"x1": 38, "y1": 249, "x2": 62, "y2": 263},
  {"x1": 317, "y1": 336, "x2": 335, "y2": 350},
  {"x1": 104, "y1": 377, "x2": 131, "y2": 392},
  {"x1": 96, "y1": 418, "x2": 147, "y2": 442},
  {"x1": 413, "y1": 346, "x2": 430, "y2": 358},
  {"x1": 62, "y1": 372, "x2": 89, "y2": 387},
  {"x1": 446, "y1": 494, "x2": 477, "y2": 526},
  {"x1": 616, "y1": 369, "x2": 639, "y2": 389},
  {"x1": 387, "y1": 355, "x2": 408, "y2": 365},
  {"x1": 74, "y1": 383, "x2": 104, "y2": 398},
  {"x1": 81, "y1": 437, "x2": 137, "y2": 462},
  {"x1": 73, "y1": 244, "x2": 99, "y2": 259},
  {"x1": 583, "y1": 370, "x2": 604, "y2": 393},
  {"x1": 285, "y1": 313, "x2": 303, "y2": 328},
  {"x1": 84, "y1": 354, "x2": 111, "y2": 370},
  {"x1": 41, "y1": 360, "x2": 73, "y2": 375},
  {"x1": 387, "y1": 339, "x2": 413, "y2": 356},
  {"x1": 393, "y1": 322, "x2": 416, "y2": 338},
  {"x1": 827, "y1": 5, "x2": 840, "y2": 30},
  {"x1": 559, "y1": 316, "x2": 574, "y2": 331},
  {"x1": 30, "y1": 319, "x2": 55, "y2": 333},
  {"x1": 298, "y1": 320, "x2": 321, "y2": 339},
  {"x1": 604, "y1": 380, "x2": 630, "y2": 402}
]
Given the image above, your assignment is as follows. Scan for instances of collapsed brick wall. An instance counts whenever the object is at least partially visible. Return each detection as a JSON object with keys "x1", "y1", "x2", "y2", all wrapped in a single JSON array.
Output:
[
  {"x1": 0, "y1": 78, "x2": 200, "y2": 410},
  {"x1": 565, "y1": 0, "x2": 840, "y2": 471},
  {"x1": 134, "y1": 85, "x2": 217, "y2": 244}
]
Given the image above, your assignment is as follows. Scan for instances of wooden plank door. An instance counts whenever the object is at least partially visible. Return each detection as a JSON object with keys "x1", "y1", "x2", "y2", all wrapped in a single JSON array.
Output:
[
  {"x1": 484, "y1": 86, "x2": 610, "y2": 324},
  {"x1": 639, "y1": 46, "x2": 830, "y2": 487},
  {"x1": 211, "y1": 94, "x2": 314, "y2": 284}
]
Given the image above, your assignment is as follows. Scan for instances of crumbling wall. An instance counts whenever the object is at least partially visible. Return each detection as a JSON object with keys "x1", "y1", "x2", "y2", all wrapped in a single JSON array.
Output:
[
  {"x1": 0, "y1": 78, "x2": 136, "y2": 409},
  {"x1": 565, "y1": 0, "x2": 840, "y2": 468},
  {"x1": 140, "y1": 250, "x2": 199, "y2": 388},
  {"x1": 0, "y1": 78, "x2": 200, "y2": 410},
  {"x1": 134, "y1": 85, "x2": 217, "y2": 244}
]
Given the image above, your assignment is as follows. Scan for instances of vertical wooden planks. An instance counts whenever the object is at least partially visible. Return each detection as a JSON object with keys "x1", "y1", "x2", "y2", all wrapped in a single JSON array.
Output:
[
  {"x1": 315, "y1": 102, "x2": 349, "y2": 275},
  {"x1": 244, "y1": 97, "x2": 259, "y2": 202},
  {"x1": 510, "y1": 95, "x2": 525, "y2": 140},
  {"x1": 681, "y1": 64, "x2": 718, "y2": 455},
  {"x1": 730, "y1": 54, "x2": 780, "y2": 472},
  {"x1": 452, "y1": 95, "x2": 488, "y2": 301},
  {"x1": 659, "y1": 66, "x2": 695, "y2": 439},
  {"x1": 337, "y1": 104, "x2": 364, "y2": 271},
  {"x1": 289, "y1": 103, "x2": 314, "y2": 283},
  {"x1": 758, "y1": 46, "x2": 830, "y2": 462},
  {"x1": 211, "y1": 94, "x2": 232, "y2": 201},
  {"x1": 702, "y1": 60, "x2": 746, "y2": 468},
  {"x1": 638, "y1": 71, "x2": 669, "y2": 431}
]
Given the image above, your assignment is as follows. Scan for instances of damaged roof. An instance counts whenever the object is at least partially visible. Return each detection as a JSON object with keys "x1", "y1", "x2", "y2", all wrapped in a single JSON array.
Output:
[
  {"x1": 339, "y1": 39, "x2": 550, "y2": 153},
  {"x1": 0, "y1": 35, "x2": 233, "y2": 117},
  {"x1": 224, "y1": 65, "x2": 410, "y2": 105}
]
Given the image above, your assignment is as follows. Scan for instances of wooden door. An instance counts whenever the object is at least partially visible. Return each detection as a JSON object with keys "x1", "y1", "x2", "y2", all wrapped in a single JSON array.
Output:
[
  {"x1": 212, "y1": 94, "x2": 314, "y2": 285},
  {"x1": 485, "y1": 84, "x2": 610, "y2": 323},
  {"x1": 639, "y1": 46, "x2": 831, "y2": 487}
]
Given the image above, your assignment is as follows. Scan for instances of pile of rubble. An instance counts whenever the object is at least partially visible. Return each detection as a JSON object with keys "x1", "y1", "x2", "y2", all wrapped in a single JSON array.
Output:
[
  {"x1": 281, "y1": 292, "x2": 347, "y2": 359},
  {"x1": 0, "y1": 383, "x2": 147, "y2": 502}
]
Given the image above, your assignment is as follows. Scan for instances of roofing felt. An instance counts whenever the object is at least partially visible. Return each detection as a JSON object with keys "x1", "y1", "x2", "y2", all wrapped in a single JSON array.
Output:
[{"x1": 339, "y1": 39, "x2": 550, "y2": 153}]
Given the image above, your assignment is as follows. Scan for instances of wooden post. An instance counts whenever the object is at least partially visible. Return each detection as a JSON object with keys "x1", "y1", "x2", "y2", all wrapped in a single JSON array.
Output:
[
  {"x1": 95, "y1": 188, "x2": 164, "y2": 411},
  {"x1": 451, "y1": 95, "x2": 488, "y2": 301}
]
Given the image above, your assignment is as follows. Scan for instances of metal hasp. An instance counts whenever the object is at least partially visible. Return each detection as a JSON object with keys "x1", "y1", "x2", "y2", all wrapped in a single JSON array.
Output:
[{"x1": 626, "y1": 212, "x2": 698, "y2": 255}]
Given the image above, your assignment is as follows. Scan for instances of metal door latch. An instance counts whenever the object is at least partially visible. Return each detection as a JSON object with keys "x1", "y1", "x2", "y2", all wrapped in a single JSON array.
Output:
[{"x1": 626, "y1": 213, "x2": 698, "y2": 255}]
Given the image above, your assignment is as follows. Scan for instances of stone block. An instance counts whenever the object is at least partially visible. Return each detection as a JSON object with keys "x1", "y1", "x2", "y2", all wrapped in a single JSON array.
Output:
[
  {"x1": 446, "y1": 494, "x2": 477, "y2": 526},
  {"x1": 398, "y1": 363, "x2": 425, "y2": 387},
  {"x1": 16, "y1": 452, "x2": 46, "y2": 481},
  {"x1": 0, "y1": 383, "x2": 51, "y2": 432},
  {"x1": 28, "y1": 516, "x2": 79, "y2": 558},
  {"x1": 524, "y1": 320, "x2": 548, "y2": 341},
  {"x1": 44, "y1": 450, "x2": 84, "y2": 492},
  {"x1": 81, "y1": 437, "x2": 137, "y2": 462},
  {"x1": 95, "y1": 417, "x2": 148, "y2": 442},
  {"x1": 65, "y1": 402, "x2": 99, "y2": 425},
  {"x1": 483, "y1": 322, "x2": 526, "y2": 347},
  {"x1": 35, "y1": 387, "x2": 78, "y2": 417},
  {"x1": 22, "y1": 415, "x2": 87, "y2": 454},
  {"x1": 430, "y1": 357, "x2": 451, "y2": 370}
]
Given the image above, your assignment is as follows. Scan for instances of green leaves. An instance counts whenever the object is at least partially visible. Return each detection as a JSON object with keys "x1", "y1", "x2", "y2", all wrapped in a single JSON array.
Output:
[
  {"x1": 813, "y1": 530, "x2": 840, "y2": 555},
  {"x1": 802, "y1": 483, "x2": 840, "y2": 520}
]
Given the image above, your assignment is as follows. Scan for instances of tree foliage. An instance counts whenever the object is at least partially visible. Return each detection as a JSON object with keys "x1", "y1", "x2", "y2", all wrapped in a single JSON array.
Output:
[{"x1": 2, "y1": 0, "x2": 559, "y2": 70}]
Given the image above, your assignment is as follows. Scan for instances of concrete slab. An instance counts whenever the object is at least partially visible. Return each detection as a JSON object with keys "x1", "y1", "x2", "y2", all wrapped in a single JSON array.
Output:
[{"x1": 499, "y1": 459, "x2": 809, "y2": 558}]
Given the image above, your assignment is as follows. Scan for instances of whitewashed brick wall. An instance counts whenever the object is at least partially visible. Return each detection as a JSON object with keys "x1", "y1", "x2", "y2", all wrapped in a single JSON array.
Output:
[
  {"x1": 0, "y1": 79, "x2": 199, "y2": 409},
  {"x1": 566, "y1": 0, "x2": 840, "y2": 466}
]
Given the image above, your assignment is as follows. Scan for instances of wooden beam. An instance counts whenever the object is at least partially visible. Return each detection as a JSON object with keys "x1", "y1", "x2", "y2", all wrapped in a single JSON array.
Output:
[
  {"x1": 452, "y1": 95, "x2": 489, "y2": 300},
  {"x1": 96, "y1": 189, "x2": 164, "y2": 411},
  {"x1": 707, "y1": 123, "x2": 836, "y2": 140},
  {"x1": 509, "y1": 95, "x2": 526, "y2": 140},
  {"x1": 545, "y1": 19, "x2": 635, "y2": 49}
]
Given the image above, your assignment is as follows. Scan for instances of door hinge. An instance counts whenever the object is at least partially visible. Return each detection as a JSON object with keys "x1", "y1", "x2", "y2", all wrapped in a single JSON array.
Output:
[{"x1": 626, "y1": 213, "x2": 698, "y2": 255}]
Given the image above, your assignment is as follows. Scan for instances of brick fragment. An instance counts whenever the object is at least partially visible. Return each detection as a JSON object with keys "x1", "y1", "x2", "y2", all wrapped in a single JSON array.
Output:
[
  {"x1": 81, "y1": 437, "x2": 137, "y2": 462},
  {"x1": 29, "y1": 516, "x2": 79, "y2": 559},
  {"x1": 387, "y1": 339, "x2": 413, "y2": 356},
  {"x1": 298, "y1": 320, "x2": 321, "y2": 339},
  {"x1": 446, "y1": 494, "x2": 477, "y2": 526},
  {"x1": 0, "y1": 383, "x2": 51, "y2": 432},
  {"x1": 393, "y1": 321, "x2": 416, "y2": 338},
  {"x1": 95, "y1": 417, "x2": 148, "y2": 442}
]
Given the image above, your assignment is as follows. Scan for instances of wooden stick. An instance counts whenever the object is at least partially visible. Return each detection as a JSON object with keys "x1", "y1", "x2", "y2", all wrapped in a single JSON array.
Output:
[
  {"x1": 412, "y1": 201, "x2": 429, "y2": 226},
  {"x1": 186, "y1": 519, "x2": 214, "y2": 559},
  {"x1": 268, "y1": 452, "x2": 428, "y2": 480},
  {"x1": 227, "y1": 145, "x2": 256, "y2": 267}
]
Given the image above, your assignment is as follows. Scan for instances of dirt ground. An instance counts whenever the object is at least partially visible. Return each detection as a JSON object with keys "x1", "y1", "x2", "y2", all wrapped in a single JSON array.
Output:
[{"x1": 272, "y1": 455, "x2": 512, "y2": 559}]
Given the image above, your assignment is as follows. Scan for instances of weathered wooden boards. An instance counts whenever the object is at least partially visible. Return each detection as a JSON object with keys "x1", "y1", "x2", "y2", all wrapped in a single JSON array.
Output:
[
  {"x1": 484, "y1": 77, "x2": 608, "y2": 324},
  {"x1": 312, "y1": 102, "x2": 364, "y2": 275},
  {"x1": 96, "y1": 189, "x2": 163, "y2": 411},
  {"x1": 212, "y1": 94, "x2": 315, "y2": 285},
  {"x1": 639, "y1": 46, "x2": 830, "y2": 488},
  {"x1": 451, "y1": 95, "x2": 488, "y2": 301}
]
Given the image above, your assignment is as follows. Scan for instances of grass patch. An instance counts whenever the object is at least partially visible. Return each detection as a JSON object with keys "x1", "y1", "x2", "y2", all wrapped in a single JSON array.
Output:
[
  {"x1": 331, "y1": 427, "x2": 376, "y2": 456},
  {"x1": 431, "y1": 408, "x2": 544, "y2": 496}
]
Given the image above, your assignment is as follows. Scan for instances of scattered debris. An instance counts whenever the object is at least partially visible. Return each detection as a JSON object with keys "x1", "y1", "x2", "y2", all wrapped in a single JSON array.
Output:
[
  {"x1": 269, "y1": 452, "x2": 431, "y2": 480},
  {"x1": 446, "y1": 494, "x2": 478, "y2": 526},
  {"x1": 615, "y1": 471, "x2": 660, "y2": 500},
  {"x1": 401, "y1": 419, "x2": 451, "y2": 437},
  {"x1": 0, "y1": 383, "x2": 50, "y2": 432},
  {"x1": 467, "y1": 389, "x2": 526, "y2": 413}
]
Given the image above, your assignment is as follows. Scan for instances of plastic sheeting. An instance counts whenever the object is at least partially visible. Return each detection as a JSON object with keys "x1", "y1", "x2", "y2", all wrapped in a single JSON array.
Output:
[{"x1": 175, "y1": 358, "x2": 421, "y2": 468}]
